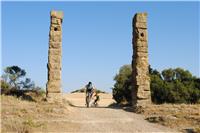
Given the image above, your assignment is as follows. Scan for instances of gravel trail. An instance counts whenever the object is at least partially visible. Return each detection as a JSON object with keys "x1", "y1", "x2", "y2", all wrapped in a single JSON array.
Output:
[{"x1": 63, "y1": 93, "x2": 176, "y2": 132}]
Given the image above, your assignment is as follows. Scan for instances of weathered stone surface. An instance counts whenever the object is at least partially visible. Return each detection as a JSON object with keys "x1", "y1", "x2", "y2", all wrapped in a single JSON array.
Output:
[
  {"x1": 49, "y1": 54, "x2": 61, "y2": 64},
  {"x1": 51, "y1": 11, "x2": 63, "y2": 19},
  {"x1": 136, "y1": 46, "x2": 148, "y2": 52},
  {"x1": 136, "y1": 52, "x2": 148, "y2": 58},
  {"x1": 49, "y1": 34, "x2": 62, "y2": 42},
  {"x1": 49, "y1": 49, "x2": 62, "y2": 56},
  {"x1": 46, "y1": 93, "x2": 63, "y2": 103},
  {"x1": 51, "y1": 17, "x2": 62, "y2": 25},
  {"x1": 50, "y1": 30, "x2": 62, "y2": 36},
  {"x1": 48, "y1": 62, "x2": 61, "y2": 70},
  {"x1": 47, "y1": 80, "x2": 61, "y2": 92},
  {"x1": 135, "y1": 13, "x2": 147, "y2": 23},
  {"x1": 135, "y1": 22, "x2": 147, "y2": 29},
  {"x1": 49, "y1": 42, "x2": 61, "y2": 49},
  {"x1": 132, "y1": 12, "x2": 151, "y2": 107},
  {"x1": 50, "y1": 26, "x2": 62, "y2": 32},
  {"x1": 135, "y1": 28, "x2": 148, "y2": 41},
  {"x1": 137, "y1": 89, "x2": 151, "y2": 99},
  {"x1": 135, "y1": 40, "x2": 148, "y2": 47},
  {"x1": 46, "y1": 10, "x2": 63, "y2": 101},
  {"x1": 48, "y1": 70, "x2": 61, "y2": 80}
]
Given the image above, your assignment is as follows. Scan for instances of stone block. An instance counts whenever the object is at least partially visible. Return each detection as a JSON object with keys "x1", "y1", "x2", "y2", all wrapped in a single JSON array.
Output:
[
  {"x1": 135, "y1": 28, "x2": 148, "y2": 41},
  {"x1": 135, "y1": 40, "x2": 148, "y2": 47},
  {"x1": 137, "y1": 99, "x2": 151, "y2": 106},
  {"x1": 135, "y1": 76, "x2": 150, "y2": 86},
  {"x1": 47, "y1": 80, "x2": 61, "y2": 92},
  {"x1": 49, "y1": 42, "x2": 61, "y2": 49},
  {"x1": 136, "y1": 46, "x2": 148, "y2": 52},
  {"x1": 135, "y1": 13, "x2": 147, "y2": 23},
  {"x1": 50, "y1": 34, "x2": 62, "y2": 42},
  {"x1": 135, "y1": 58, "x2": 149, "y2": 67},
  {"x1": 51, "y1": 17, "x2": 62, "y2": 25},
  {"x1": 49, "y1": 49, "x2": 62, "y2": 56},
  {"x1": 135, "y1": 22, "x2": 147, "y2": 29},
  {"x1": 50, "y1": 30, "x2": 62, "y2": 36},
  {"x1": 137, "y1": 89, "x2": 151, "y2": 99},
  {"x1": 135, "y1": 52, "x2": 148, "y2": 58},
  {"x1": 50, "y1": 25, "x2": 62, "y2": 32},
  {"x1": 49, "y1": 54, "x2": 61, "y2": 64},
  {"x1": 48, "y1": 62, "x2": 61, "y2": 70},
  {"x1": 137, "y1": 84, "x2": 150, "y2": 91},
  {"x1": 48, "y1": 70, "x2": 61, "y2": 80},
  {"x1": 51, "y1": 11, "x2": 64, "y2": 19},
  {"x1": 46, "y1": 93, "x2": 63, "y2": 103}
]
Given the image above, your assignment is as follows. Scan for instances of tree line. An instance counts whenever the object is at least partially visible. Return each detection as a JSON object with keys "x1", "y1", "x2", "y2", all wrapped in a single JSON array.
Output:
[{"x1": 112, "y1": 65, "x2": 200, "y2": 104}]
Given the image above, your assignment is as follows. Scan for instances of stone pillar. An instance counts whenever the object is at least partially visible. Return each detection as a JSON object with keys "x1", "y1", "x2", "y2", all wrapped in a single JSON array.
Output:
[
  {"x1": 46, "y1": 11, "x2": 63, "y2": 102},
  {"x1": 132, "y1": 13, "x2": 151, "y2": 107}
]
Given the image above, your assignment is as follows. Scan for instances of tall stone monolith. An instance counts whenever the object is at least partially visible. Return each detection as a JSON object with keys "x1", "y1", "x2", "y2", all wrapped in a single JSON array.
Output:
[
  {"x1": 132, "y1": 13, "x2": 151, "y2": 107},
  {"x1": 46, "y1": 11, "x2": 63, "y2": 102}
]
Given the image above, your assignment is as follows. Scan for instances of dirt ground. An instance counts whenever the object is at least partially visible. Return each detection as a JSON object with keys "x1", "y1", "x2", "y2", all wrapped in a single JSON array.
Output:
[
  {"x1": 1, "y1": 93, "x2": 175, "y2": 132},
  {"x1": 140, "y1": 104, "x2": 200, "y2": 133},
  {"x1": 1, "y1": 92, "x2": 199, "y2": 132},
  {"x1": 63, "y1": 93, "x2": 175, "y2": 132}
]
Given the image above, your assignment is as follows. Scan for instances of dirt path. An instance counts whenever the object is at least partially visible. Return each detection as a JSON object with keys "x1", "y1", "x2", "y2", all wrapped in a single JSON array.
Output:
[{"x1": 63, "y1": 93, "x2": 176, "y2": 132}]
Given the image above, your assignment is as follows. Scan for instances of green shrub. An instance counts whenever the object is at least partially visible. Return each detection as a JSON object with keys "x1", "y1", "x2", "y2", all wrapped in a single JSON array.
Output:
[
  {"x1": 1, "y1": 80, "x2": 11, "y2": 94},
  {"x1": 112, "y1": 65, "x2": 132, "y2": 104}
]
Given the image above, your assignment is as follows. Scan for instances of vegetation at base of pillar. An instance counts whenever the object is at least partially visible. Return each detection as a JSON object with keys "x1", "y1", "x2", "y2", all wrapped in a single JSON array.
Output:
[
  {"x1": 1, "y1": 65, "x2": 45, "y2": 98},
  {"x1": 112, "y1": 65, "x2": 132, "y2": 104},
  {"x1": 112, "y1": 65, "x2": 200, "y2": 104}
]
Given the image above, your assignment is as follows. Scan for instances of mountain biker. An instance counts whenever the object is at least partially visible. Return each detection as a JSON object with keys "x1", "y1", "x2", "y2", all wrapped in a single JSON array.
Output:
[
  {"x1": 85, "y1": 82, "x2": 95, "y2": 106},
  {"x1": 85, "y1": 81, "x2": 94, "y2": 97}
]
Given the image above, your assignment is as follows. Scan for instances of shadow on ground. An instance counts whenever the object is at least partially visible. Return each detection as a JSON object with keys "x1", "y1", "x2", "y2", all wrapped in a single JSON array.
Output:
[{"x1": 67, "y1": 101, "x2": 135, "y2": 113}]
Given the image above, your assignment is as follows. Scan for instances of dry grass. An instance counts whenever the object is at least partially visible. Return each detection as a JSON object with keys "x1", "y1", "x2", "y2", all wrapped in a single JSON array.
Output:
[
  {"x1": 1, "y1": 95, "x2": 69, "y2": 132},
  {"x1": 140, "y1": 104, "x2": 200, "y2": 132},
  {"x1": 2, "y1": 93, "x2": 200, "y2": 132}
]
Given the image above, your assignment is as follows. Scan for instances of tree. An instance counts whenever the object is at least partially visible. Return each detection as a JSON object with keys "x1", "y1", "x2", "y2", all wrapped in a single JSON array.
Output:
[
  {"x1": 19, "y1": 78, "x2": 35, "y2": 90},
  {"x1": 112, "y1": 65, "x2": 132, "y2": 104},
  {"x1": 4, "y1": 66, "x2": 26, "y2": 88},
  {"x1": 174, "y1": 68, "x2": 192, "y2": 81},
  {"x1": 2, "y1": 66, "x2": 35, "y2": 90},
  {"x1": 161, "y1": 68, "x2": 175, "y2": 82}
]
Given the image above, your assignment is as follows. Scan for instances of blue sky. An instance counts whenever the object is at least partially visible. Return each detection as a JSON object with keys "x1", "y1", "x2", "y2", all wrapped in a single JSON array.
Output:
[{"x1": 2, "y1": 2, "x2": 199, "y2": 93}]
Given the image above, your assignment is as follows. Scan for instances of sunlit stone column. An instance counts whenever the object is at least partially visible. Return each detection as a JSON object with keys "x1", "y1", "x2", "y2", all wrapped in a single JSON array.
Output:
[
  {"x1": 46, "y1": 10, "x2": 63, "y2": 102},
  {"x1": 132, "y1": 13, "x2": 151, "y2": 107}
]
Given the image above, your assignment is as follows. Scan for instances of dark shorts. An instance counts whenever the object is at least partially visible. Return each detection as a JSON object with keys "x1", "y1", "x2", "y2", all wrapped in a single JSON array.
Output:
[{"x1": 86, "y1": 89, "x2": 92, "y2": 93}]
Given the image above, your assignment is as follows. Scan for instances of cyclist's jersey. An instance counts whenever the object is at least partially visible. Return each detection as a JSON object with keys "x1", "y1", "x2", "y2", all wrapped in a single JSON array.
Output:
[{"x1": 86, "y1": 84, "x2": 93, "y2": 93}]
